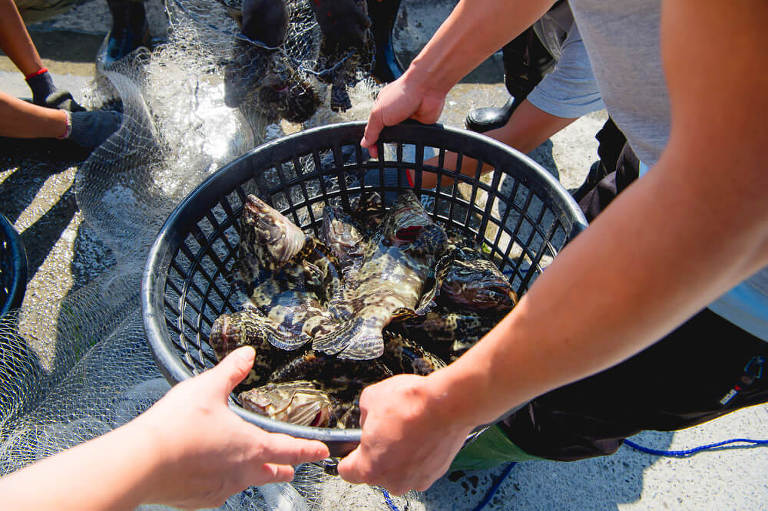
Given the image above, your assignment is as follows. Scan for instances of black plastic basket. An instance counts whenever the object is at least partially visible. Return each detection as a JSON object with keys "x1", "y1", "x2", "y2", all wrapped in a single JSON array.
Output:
[
  {"x1": 142, "y1": 121, "x2": 587, "y2": 456},
  {"x1": 0, "y1": 214, "x2": 27, "y2": 317}
]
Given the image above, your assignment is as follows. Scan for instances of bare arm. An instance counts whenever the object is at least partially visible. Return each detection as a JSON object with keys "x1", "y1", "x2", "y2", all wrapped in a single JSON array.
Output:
[
  {"x1": 0, "y1": 0, "x2": 45, "y2": 76},
  {"x1": 362, "y1": 0, "x2": 556, "y2": 157},
  {"x1": 0, "y1": 90, "x2": 68, "y2": 138},
  {"x1": 0, "y1": 347, "x2": 329, "y2": 510},
  {"x1": 340, "y1": 0, "x2": 768, "y2": 494}
]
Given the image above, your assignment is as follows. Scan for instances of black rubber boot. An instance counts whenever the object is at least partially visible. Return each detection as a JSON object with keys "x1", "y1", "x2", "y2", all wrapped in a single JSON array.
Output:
[
  {"x1": 367, "y1": 0, "x2": 403, "y2": 82},
  {"x1": 465, "y1": 26, "x2": 555, "y2": 133},
  {"x1": 465, "y1": 97, "x2": 519, "y2": 133},
  {"x1": 104, "y1": 0, "x2": 150, "y2": 66}
]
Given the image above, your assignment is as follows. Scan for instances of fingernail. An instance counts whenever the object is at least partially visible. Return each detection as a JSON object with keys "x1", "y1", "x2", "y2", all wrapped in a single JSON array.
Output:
[{"x1": 235, "y1": 346, "x2": 255, "y2": 365}]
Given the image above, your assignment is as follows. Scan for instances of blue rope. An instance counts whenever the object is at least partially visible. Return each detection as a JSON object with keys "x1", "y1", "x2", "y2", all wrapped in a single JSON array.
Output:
[
  {"x1": 471, "y1": 462, "x2": 517, "y2": 511},
  {"x1": 380, "y1": 487, "x2": 400, "y2": 511},
  {"x1": 377, "y1": 461, "x2": 517, "y2": 511},
  {"x1": 623, "y1": 438, "x2": 768, "y2": 458},
  {"x1": 376, "y1": 437, "x2": 768, "y2": 509}
]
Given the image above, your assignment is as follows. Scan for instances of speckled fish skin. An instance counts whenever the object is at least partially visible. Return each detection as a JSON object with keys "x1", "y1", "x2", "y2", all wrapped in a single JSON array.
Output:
[
  {"x1": 269, "y1": 350, "x2": 393, "y2": 428},
  {"x1": 313, "y1": 191, "x2": 447, "y2": 360},
  {"x1": 379, "y1": 331, "x2": 447, "y2": 375},
  {"x1": 321, "y1": 205, "x2": 366, "y2": 276},
  {"x1": 267, "y1": 335, "x2": 445, "y2": 429},
  {"x1": 388, "y1": 306, "x2": 507, "y2": 363},
  {"x1": 234, "y1": 194, "x2": 342, "y2": 349},
  {"x1": 236, "y1": 195, "x2": 307, "y2": 280},
  {"x1": 434, "y1": 245, "x2": 518, "y2": 312},
  {"x1": 238, "y1": 381, "x2": 333, "y2": 427},
  {"x1": 208, "y1": 308, "x2": 296, "y2": 387}
]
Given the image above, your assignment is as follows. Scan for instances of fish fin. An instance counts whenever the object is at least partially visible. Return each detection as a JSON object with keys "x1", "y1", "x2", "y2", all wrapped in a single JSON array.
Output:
[
  {"x1": 312, "y1": 317, "x2": 385, "y2": 360},
  {"x1": 257, "y1": 314, "x2": 312, "y2": 350}
]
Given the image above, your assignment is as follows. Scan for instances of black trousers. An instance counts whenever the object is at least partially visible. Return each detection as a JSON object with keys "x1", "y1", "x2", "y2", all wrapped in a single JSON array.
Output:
[{"x1": 499, "y1": 119, "x2": 768, "y2": 462}]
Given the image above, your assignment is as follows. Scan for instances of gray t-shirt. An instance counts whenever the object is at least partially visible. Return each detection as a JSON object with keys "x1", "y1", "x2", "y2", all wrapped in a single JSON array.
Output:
[{"x1": 570, "y1": 0, "x2": 768, "y2": 340}]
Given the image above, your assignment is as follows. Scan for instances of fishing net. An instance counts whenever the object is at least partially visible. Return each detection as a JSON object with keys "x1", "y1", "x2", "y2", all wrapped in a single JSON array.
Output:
[{"x1": 0, "y1": 1, "x2": 420, "y2": 509}]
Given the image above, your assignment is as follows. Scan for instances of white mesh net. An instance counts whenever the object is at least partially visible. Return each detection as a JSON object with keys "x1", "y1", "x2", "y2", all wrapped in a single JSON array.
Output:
[{"x1": 0, "y1": 2, "x2": 419, "y2": 509}]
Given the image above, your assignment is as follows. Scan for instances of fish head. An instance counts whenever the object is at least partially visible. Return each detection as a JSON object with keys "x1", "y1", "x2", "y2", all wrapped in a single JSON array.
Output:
[
  {"x1": 241, "y1": 195, "x2": 306, "y2": 271},
  {"x1": 322, "y1": 206, "x2": 365, "y2": 263},
  {"x1": 438, "y1": 257, "x2": 518, "y2": 312},
  {"x1": 239, "y1": 381, "x2": 333, "y2": 427},
  {"x1": 383, "y1": 192, "x2": 446, "y2": 254}
]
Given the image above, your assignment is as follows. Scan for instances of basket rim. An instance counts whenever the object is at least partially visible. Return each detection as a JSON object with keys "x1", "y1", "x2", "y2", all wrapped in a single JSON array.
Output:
[
  {"x1": 0, "y1": 213, "x2": 27, "y2": 317},
  {"x1": 141, "y1": 120, "x2": 587, "y2": 446}
]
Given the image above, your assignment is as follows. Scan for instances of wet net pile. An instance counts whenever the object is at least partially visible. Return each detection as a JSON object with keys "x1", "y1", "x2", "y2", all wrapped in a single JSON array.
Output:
[{"x1": 0, "y1": 1, "x2": 418, "y2": 509}]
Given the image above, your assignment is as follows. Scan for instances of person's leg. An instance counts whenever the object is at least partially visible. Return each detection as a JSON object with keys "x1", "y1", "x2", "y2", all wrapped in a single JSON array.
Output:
[
  {"x1": 465, "y1": 27, "x2": 553, "y2": 133},
  {"x1": 103, "y1": 0, "x2": 150, "y2": 66},
  {"x1": 499, "y1": 308, "x2": 768, "y2": 461},
  {"x1": 575, "y1": 119, "x2": 640, "y2": 221},
  {"x1": 416, "y1": 99, "x2": 577, "y2": 189},
  {"x1": 465, "y1": 0, "x2": 571, "y2": 132},
  {"x1": 367, "y1": 0, "x2": 403, "y2": 83}
]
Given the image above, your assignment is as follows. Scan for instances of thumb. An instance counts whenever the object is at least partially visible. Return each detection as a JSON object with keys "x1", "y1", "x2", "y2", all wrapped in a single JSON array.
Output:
[
  {"x1": 207, "y1": 346, "x2": 255, "y2": 396},
  {"x1": 336, "y1": 447, "x2": 365, "y2": 484}
]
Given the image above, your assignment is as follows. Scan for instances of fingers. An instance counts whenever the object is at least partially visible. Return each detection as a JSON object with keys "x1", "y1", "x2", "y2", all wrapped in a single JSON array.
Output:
[
  {"x1": 256, "y1": 430, "x2": 330, "y2": 465},
  {"x1": 362, "y1": 108, "x2": 383, "y2": 158},
  {"x1": 256, "y1": 463, "x2": 295, "y2": 484},
  {"x1": 336, "y1": 448, "x2": 366, "y2": 484},
  {"x1": 206, "y1": 346, "x2": 256, "y2": 395}
]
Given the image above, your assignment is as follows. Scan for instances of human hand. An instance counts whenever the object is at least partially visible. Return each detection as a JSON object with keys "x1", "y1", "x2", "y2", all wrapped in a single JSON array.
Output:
[
  {"x1": 26, "y1": 70, "x2": 86, "y2": 112},
  {"x1": 67, "y1": 110, "x2": 122, "y2": 149},
  {"x1": 361, "y1": 75, "x2": 446, "y2": 158},
  {"x1": 337, "y1": 374, "x2": 474, "y2": 495},
  {"x1": 131, "y1": 346, "x2": 330, "y2": 509}
]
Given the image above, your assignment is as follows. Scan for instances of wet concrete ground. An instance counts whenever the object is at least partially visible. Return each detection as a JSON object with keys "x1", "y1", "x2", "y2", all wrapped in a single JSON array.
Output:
[{"x1": 1, "y1": 1, "x2": 767, "y2": 509}]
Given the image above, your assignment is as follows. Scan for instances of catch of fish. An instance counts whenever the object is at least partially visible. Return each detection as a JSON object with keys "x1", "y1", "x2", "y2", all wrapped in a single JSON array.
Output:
[{"x1": 209, "y1": 190, "x2": 518, "y2": 428}]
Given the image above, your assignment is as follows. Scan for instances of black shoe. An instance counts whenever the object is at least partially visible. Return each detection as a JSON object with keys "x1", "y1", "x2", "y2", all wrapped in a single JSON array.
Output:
[
  {"x1": 367, "y1": 0, "x2": 404, "y2": 82},
  {"x1": 465, "y1": 97, "x2": 517, "y2": 133},
  {"x1": 103, "y1": 0, "x2": 151, "y2": 67}
]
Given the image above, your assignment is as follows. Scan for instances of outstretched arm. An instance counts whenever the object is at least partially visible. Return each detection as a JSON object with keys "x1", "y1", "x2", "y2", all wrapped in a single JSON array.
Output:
[
  {"x1": 0, "y1": 0, "x2": 45, "y2": 76},
  {"x1": 362, "y1": 0, "x2": 556, "y2": 157},
  {"x1": 0, "y1": 347, "x2": 330, "y2": 510},
  {"x1": 340, "y1": 0, "x2": 768, "y2": 494}
]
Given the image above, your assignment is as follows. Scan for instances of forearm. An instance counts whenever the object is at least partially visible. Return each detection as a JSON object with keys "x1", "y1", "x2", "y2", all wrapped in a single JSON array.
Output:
[
  {"x1": 424, "y1": 0, "x2": 768, "y2": 429},
  {"x1": 0, "y1": 422, "x2": 162, "y2": 511},
  {"x1": 0, "y1": 91, "x2": 68, "y2": 138},
  {"x1": 0, "y1": 0, "x2": 45, "y2": 76},
  {"x1": 429, "y1": 149, "x2": 768, "y2": 427},
  {"x1": 404, "y1": 0, "x2": 554, "y2": 96}
]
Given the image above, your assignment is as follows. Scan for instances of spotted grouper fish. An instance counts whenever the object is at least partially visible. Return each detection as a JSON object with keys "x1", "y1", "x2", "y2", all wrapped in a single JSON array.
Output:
[
  {"x1": 232, "y1": 194, "x2": 341, "y2": 350},
  {"x1": 312, "y1": 190, "x2": 447, "y2": 360},
  {"x1": 239, "y1": 381, "x2": 334, "y2": 427},
  {"x1": 421, "y1": 234, "x2": 518, "y2": 313}
]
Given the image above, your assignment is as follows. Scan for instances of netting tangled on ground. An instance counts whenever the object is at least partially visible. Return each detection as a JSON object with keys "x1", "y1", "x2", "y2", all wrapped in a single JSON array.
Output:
[{"x1": 0, "y1": 1, "x2": 419, "y2": 509}]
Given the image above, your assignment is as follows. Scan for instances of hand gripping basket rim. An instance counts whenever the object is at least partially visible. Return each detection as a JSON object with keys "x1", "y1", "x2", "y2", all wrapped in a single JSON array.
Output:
[{"x1": 141, "y1": 120, "x2": 588, "y2": 455}]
